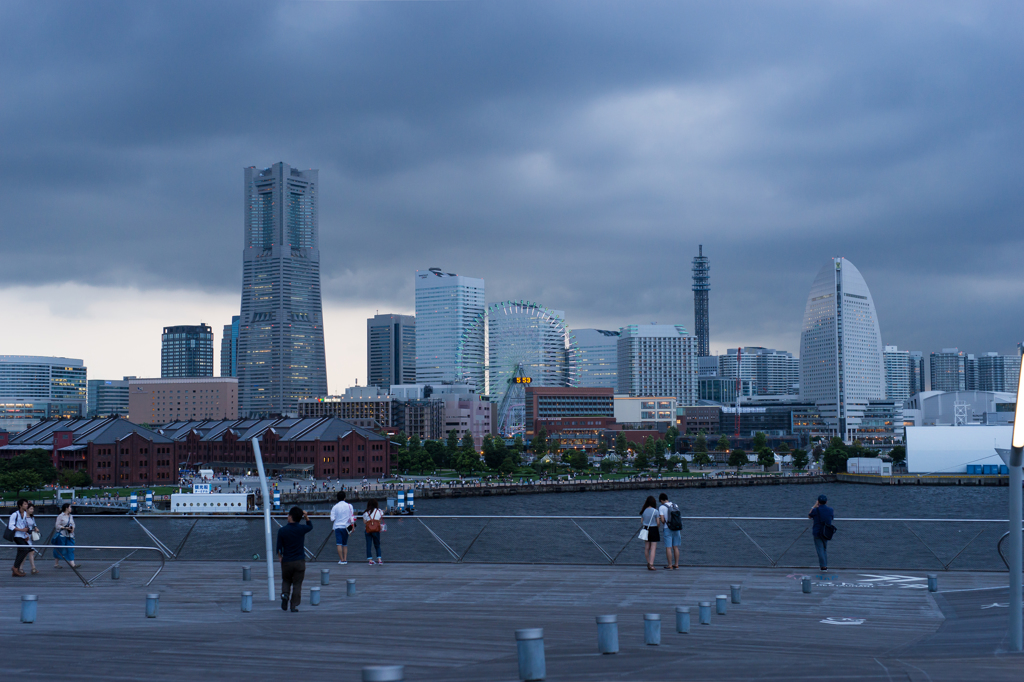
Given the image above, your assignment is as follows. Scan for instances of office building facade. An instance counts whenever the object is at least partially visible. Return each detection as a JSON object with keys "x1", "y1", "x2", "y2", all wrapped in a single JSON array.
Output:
[
  {"x1": 800, "y1": 258, "x2": 885, "y2": 441},
  {"x1": 883, "y1": 345, "x2": 912, "y2": 402},
  {"x1": 161, "y1": 324, "x2": 214, "y2": 378},
  {"x1": 978, "y1": 352, "x2": 1022, "y2": 393},
  {"x1": 415, "y1": 268, "x2": 485, "y2": 388},
  {"x1": 909, "y1": 351, "x2": 926, "y2": 395},
  {"x1": 367, "y1": 314, "x2": 416, "y2": 391},
  {"x1": 237, "y1": 163, "x2": 328, "y2": 417},
  {"x1": 220, "y1": 316, "x2": 240, "y2": 377},
  {"x1": 87, "y1": 377, "x2": 134, "y2": 418},
  {"x1": 617, "y1": 324, "x2": 698, "y2": 404},
  {"x1": 573, "y1": 329, "x2": 620, "y2": 389},
  {"x1": 0, "y1": 356, "x2": 88, "y2": 433},
  {"x1": 128, "y1": 377, "x2": 238, "y2": 424}
]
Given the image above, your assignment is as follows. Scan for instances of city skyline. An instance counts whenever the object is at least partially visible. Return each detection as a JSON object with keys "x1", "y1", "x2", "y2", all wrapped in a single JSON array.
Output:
[{"x1": 2, "y1": 3, "x2": 1022, "y2": 388}]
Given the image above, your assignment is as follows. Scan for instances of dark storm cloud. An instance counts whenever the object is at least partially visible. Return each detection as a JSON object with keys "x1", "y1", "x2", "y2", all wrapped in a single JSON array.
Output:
[{"x1": 1, "y1": 1, "x2": 1022, "y2": 355}]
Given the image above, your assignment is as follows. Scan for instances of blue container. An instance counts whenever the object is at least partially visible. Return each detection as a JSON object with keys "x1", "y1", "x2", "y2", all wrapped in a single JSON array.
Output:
[
  {"x1": 984, "y1": 465, "x2": 998, "y2": 475},
  {"x1": 966, "y1": 465, "x2": 981, "y2": 475},
  {"x1": 1000, "y1": 465, "x2": 1009, "y2": 475}
]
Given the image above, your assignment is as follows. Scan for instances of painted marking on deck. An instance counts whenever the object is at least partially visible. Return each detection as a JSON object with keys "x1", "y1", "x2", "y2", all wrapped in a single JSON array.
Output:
[{"x1": 821, "y1": 617, "x2": 865, "y2": 625}]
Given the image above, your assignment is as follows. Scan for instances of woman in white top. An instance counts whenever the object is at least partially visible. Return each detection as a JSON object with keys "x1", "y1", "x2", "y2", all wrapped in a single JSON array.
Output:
[
  {"x1": 8, "y1": 498, "x2": 32, "y2": 577},
  {"x1": 363, "y1": 499, "x2": 384, "y2": 565},
  {"x1": 54, "y1": 503, "x2": 79, "y2": 569},
  {"x1": 24, "y1": 504, "x2": 40, "y2": 574}
]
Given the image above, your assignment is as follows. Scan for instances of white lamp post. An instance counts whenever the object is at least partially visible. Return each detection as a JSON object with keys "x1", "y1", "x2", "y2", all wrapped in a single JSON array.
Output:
[
  {"x1": 251, "y1": 437, "x2": 275, "y2": 602},
  {"x1": 1006, "y1": 365, "x2": 1024, "y2": 651}
]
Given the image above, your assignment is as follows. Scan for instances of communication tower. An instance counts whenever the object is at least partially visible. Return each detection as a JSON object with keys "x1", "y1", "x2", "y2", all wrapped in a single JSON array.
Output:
[{"x1": 692, "y1": 245, "x2": 710, "y2": 357}]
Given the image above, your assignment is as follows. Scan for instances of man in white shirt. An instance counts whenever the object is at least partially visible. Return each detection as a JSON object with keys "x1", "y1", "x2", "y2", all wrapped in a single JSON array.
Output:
[{"x1": 329, "y1": 491, "x2": 355, "y2": 565}]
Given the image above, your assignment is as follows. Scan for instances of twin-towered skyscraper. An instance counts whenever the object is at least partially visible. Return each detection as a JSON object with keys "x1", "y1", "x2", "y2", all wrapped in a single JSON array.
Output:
[{"x1": 236, "y1": 163, "x2": 328, "y2": 417}]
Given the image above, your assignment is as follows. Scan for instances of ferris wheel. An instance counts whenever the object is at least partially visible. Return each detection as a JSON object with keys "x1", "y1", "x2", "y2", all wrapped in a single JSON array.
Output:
[{"x1": 455, "y1": 300, "x2": 579, "y2": 437}]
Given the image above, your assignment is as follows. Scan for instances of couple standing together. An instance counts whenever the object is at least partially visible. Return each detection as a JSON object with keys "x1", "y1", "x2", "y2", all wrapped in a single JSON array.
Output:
[{"x1": 640, "y1": 493, "x2": 682, "y2": 571}]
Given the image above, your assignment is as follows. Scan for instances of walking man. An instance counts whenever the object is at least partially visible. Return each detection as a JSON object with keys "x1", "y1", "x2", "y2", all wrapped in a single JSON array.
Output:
[
  {"x1": 276, "y1": 506, "x2": 313, "y2": 612},
  {"x1": 658, "y1": 493, "x2": 682, "y2": 569},
  {"x1": 330, "y1": 491, "x2": 355, "y2": 565},
  {"x1": 8, "y1": 499, "x2": 32, "y2": 577},
  {"x1": 809, "y1": 494, "x2": 834, "y2": 572}
]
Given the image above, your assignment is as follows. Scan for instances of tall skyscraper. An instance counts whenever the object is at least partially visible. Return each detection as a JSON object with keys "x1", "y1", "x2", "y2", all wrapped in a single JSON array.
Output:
[
  {"x1": 237, "y1": 163, "x2": 328, "y2": 417},
  {"x1": 220, "y1": 315, "x2": 240, "y2": 378},
  {"x1": 367, "y1": 313, "x2": 416, "y2": 390},
  {"x1": 692, "y1": 245, "x2": 710, "y2": 357},
  {"x1": 978, "y1": 352, "x2": 1022, "y2": 393},
  {"x1": 161, "y1": 324, "x2": 214, "y2": 378},
  {"x1": 616, "y1": 324, "x2": 698, "y2": 404},
  {"x1": 883, "y1": 345, "x2": 912, "y2": 401},
  {"x1": 415, "y1": 268, "x2": 485, "y2": 388},
  {"x1": 929, "y1": 348, "x2": 966, "y2": 392},
  {"x1": 800, "y1": 258, "x2": 885, "y2": 440},
  {"x1": 574, "y1": 329, "x2": 620, "y2": 388}
]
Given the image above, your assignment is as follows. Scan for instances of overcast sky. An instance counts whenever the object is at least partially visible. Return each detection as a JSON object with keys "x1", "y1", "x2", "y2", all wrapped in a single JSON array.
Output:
[{"x1": 2, "y1": 1, "x2": 1022, "y2": 388}]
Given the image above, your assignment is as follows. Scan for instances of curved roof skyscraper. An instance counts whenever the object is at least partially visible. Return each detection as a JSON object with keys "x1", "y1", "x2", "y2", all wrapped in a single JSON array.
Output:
[{"x1": 800, "y1": 257, "x2": 885, "y2": 441}]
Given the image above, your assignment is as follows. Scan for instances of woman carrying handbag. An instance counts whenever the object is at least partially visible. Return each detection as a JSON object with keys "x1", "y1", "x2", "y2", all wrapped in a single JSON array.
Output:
[
  {"x1": 53, "y1": 503, "x2": 80, "y2": 569},
  {"x1": 363, "y1": 499, "x2": 385, "y2": 565},
  {"x1": 639, "y1": 496, "x2": 660, "y2": 571}
]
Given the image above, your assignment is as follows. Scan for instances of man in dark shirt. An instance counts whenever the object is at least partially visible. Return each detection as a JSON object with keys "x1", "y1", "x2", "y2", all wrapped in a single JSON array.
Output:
[
  {"x1": 276, "y1": 506, "x2": 313, "y2": 612},
  {"x1": 808, "y1": 495, "x2": 834, "y2": 571}
]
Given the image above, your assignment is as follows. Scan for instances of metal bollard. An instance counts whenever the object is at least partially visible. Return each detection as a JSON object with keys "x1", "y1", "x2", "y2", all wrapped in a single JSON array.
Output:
[
  {"x1": 802, "y1": 577, "x2": 812, "y2": 594},
  {"x1": 242, "y1": 565, "x2": 251, "y2": 581},
  {"x1": 675, "y1": 606, "x2": 691, "y2": 633},
  {"x1": 699, "y1": 601, "x2": 712, "y2": 624},
  {"x1": 362, "y1": 665, "x2": 404, "y2": 682},
  {"x1": 21, "y1": 595, "x2": 37, "y2": 624},
  {"x1": 145, "y1": 593, "x2": 160, "y2": 618},
  {"x1": 241, "y1": 591, "x2": 253, "y2": 612},
  {"x1": 731, "y1": 584, "x2": 742, "y2": 604},
  {"x1": 643, "y1": 613, "x2": 661, "y2": 645},
  {"x1": 716, "y1": 595, "x2": 728, "y2": 615},
  {"x1": 321, "y1": 568, "x2": 330, "y2": 585},
  {"x1": 596, "y1": 615, "x2": 618, "y2": 654},
  {"x1": 927, "y1": 574, "x2": 938, "y2": 592},
  {"x1": 515, "y1": 628, "x2": 546, "y2": 681},
  {"x1": 347, "y1": 578, "x2": 356, "y2": 596},
  {"x1": 111, "y1": 565, "x2": 120, "y2": 580}
]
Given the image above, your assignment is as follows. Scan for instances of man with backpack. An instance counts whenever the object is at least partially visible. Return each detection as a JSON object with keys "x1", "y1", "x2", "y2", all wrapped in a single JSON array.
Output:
[
  {"x1": 658, "y1": 493, "x2": 682, "y2": 569},
  {"x1": 808, "y1": 494, "x2": 835, "y2": 572}
]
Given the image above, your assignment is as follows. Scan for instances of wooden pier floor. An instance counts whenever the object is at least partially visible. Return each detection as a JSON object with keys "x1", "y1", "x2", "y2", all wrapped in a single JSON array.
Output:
[{"x1": 0, "y1": 558, "x2": 1020, "y2": 680}]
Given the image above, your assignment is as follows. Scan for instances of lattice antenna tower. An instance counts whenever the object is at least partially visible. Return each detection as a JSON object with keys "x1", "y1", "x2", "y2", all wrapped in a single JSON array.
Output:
[
  {"x1": 953, "y1": 400, "x2": 970, "y2": 426},
  {"x1": 692, "y1": 245, "x2": 710, "y2": 357}
]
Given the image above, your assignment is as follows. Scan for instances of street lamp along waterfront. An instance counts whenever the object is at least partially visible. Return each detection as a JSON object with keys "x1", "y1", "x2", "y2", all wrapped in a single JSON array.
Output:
[{"x1": 1001, "y1": 364, "x2": 1024, "y2": 651}]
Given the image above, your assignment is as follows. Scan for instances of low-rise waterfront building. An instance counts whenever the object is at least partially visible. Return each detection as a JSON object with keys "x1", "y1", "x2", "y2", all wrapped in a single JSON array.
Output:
[{"x1": 87, "y1": 377, "x2": 134, "y2": 418}]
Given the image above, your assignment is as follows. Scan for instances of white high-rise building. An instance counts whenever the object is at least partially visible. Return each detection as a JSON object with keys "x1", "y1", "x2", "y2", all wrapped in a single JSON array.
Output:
[
  {"x1": 415, "y1": 268, "x2": 485, "y2": 389},
  {"x1": 800, "y1": 258, "x2": 885, "y2": 440},
  {"x1": 616, "y1": 324, "x2": 698, "y2": 404},
  {"x1": 574, "y1": 329, "x2": 620, "y2": 388},
  {"x1": 883, "y1": 345, "x2": 912, "y2": 401},
  {"x1": 0, "y1": 356, "x2": 88, "y2": 432}
]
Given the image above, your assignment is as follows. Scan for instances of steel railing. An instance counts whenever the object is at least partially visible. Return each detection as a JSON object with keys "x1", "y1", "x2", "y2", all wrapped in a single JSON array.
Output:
[
  {"x1": 7, "y1": 514, "x2": 1015, "y2": 572},
  {"x1": 1, "y1": 543, "x2": 166, "y2": 586}
]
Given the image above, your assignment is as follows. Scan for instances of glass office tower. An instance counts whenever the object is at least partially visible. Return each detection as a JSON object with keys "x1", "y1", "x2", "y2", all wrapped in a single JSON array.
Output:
[
  {"x1": 237, "y1": 163, "x2": 328, "y2": 417},
  {"x1": 161, "y1": 324, "x2": 214, "y2": 377},
  {"x1": 414, "y1": 268, "x2": 485, "y2": 389}
]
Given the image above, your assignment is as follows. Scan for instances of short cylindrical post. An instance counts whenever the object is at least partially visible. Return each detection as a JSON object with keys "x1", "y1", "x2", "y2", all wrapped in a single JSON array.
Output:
[
  {"x1": 362, "y1": 665, "x2": 404, "y2": 682},
  {"x1": 699, "y1": 601, "x2": 711, "y2": 624},
  {"x1": 515, "y1": 628, "x2": 546, "y2": 681},
  {"x1": 596, "y1": 615, "x2": 618, "y2": 654},
  {"x1": 927, "y1": 574, "x2": 938, "y2": 592},
  {"x1": 310, "y1": 586, "x2": 321, "y2": 606},
  {"x1": 145, "y1": 593, "x2": 159, "y2": 618},
  {"x1": 347, "y1": 578, "x2": 356, "y2": 596},
  {"x1": 242, "y1": 565, "x2": 251, "y2": 581},
  {"x1": 716, "y1": 595, "x2": 728, "y2": 615},
  {"x1": 802, "y1": 577, "x2": 812, "y2": 594},
  {"x1": 111, "y1": 565, "x2": 120, "y2": 580},
  {"x1": 675, "y1": 606, "x2": 691, "y2": 633},
  {"x1": 21, "y1": 595, "x2": 37, "y2": 624},
  {"x1": 730, "y1": 584, "x2": 742, "y2": 604},
  {"x1": 643, "y1": 613, "x2": 661, "y2": 645},
  {"x1": 321, "y1": 568, "x2": 330, "y2": 585},
  {"x1": 241, "y1": 591, "x2": 253, "y2": 612}
]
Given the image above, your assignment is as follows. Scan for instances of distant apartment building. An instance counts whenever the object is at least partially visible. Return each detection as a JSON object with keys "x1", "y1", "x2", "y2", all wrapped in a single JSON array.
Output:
[
  {"x1": 161, "y1": 323, "x2": 214, "y2": 378},
  {"x1": 883, "y1": 346, "x2": 912, "y2": 401},
  {"x1": 414, "y1": 268, "x2": 485, "y2": 389},
  {"x1": 718, "y1": 347, "x2": 799, "y2": 396},
  {"x1": 220, "y1": 315, "x2": 240, "y2": 377},
  {"x1": 367, "y1": 314, "x2": 416, "y2": 391},
  {"x1": 698, "y1": 376, "x2": 756, "y2": 403},
  {"x1": 616, "y1": 324, "x2": 698, "y2": 404},
  {"x1": 298, "y1": 386, "x2": 393, "y2": 431},
  {"x1": 978, "y1": 352, "x2": 1022, "y2": 393},
  {"x1": 0, "y1": 356, "x2": 88, "y2": 433},
  {"x1": 128, "y1": 377, "x2": 238, "y2": 424},
  {"x1": 574, "y1": 329, "x2": 620, "y2": 388},
  {"x1": 909, "y1": 351, "x2": 925, "y2": 395},
  {"x1": 87, "y1": 377, "x2": 135, "y2": 417},
  {"x1": 436, "y1": 384, "x2": 491, "y2": 448},
  {"x1": 929, "y1": 349, "x2": 966, "y2": 392},
  {"x1": 965, "y1": 353, "x2": 979, "y2": 391}
]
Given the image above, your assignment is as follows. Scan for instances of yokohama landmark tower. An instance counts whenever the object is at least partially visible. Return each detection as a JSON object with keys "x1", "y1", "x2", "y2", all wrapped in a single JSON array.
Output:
[
  {"x1": 692, "y1": 245, "x2": 710, "y2": 357},
  {"x1": 237, "y1": 163, "x2": 328, "y2": 417}
]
